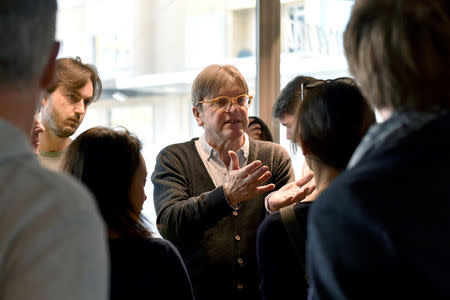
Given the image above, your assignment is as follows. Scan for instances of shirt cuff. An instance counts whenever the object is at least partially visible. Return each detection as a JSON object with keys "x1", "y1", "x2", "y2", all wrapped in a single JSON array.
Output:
[{"x1": 264, "y1": 191, "x2": 276, "y2": 214}]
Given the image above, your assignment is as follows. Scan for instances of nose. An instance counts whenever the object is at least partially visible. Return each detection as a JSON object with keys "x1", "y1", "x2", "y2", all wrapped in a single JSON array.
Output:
[
  {"x1": 74, "y1": 100, "x2": 86, "y2": 116},
  {"x1": 223, "y1": 100, "x2": 240, "y2": 113}
]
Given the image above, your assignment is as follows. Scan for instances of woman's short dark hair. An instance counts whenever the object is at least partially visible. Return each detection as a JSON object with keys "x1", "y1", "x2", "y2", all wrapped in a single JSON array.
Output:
[
  {"x1": 61, "y1": 126, "x2": 151, "y2": 238},
  {"x1": 293, "y1": 80, "x2": 376, "y2": 170},
  {"x1": 272, "y1": 75, "x2": 317, "y2": 119}
]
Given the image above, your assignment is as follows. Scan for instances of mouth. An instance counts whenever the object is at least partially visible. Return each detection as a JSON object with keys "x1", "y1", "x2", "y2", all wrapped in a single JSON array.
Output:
[
  {"x1": 225, "y1": 119, "x2": 241, "y2": 124},
  {"x1": 66, "y1": 119, "x2": 80, "y2": 127}
]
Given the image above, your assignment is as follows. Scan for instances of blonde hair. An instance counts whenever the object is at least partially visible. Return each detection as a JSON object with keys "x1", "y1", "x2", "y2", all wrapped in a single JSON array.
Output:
[
  {"x1": 344, "y1": 0, "x2": 450, "y2": 112},
  {"x1": 191, "y1": 64, "x2": 249, "y2": 107}
]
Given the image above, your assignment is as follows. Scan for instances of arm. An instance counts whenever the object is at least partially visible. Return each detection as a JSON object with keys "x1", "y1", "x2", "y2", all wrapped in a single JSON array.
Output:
[
  {"x1": 257, "y1": 212, "x2": 308, "y2": 300},
  {"x1": 152, "y1": 148, "x2": 231, "y2": 242},
  {"x1": 307, "y1": 186, "x2": 399, "y2": 300}
]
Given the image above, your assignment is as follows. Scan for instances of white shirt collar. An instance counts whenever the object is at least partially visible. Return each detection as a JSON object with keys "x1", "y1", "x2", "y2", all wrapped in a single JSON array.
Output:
[{"x1": 198, "y1": 133, "x2": 249, "y2": 167}]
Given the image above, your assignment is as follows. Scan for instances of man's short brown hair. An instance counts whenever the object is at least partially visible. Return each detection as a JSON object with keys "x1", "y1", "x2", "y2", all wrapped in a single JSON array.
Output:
[
  {"x1": 47, "y1": 57, "x2": 102, "y2": 101},
  {"x1": 344, "y1": 0, "x2": 450, "y2": 112}
]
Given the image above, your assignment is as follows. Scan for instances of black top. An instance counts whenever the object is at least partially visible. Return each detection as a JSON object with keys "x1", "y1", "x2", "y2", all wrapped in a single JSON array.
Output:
[
  {"x1": 257, "y1": 201, "x2": 311, "y2": 300},
  {"x1": 307, "y1": 114, "x2": 450, "y2": 299},
  {"x1": 108, "y1": 236, "x2": 195, "y2": 300}
]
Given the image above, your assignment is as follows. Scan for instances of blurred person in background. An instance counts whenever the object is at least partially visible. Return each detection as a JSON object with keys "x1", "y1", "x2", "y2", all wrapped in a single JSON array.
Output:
[
  {"x1": 246, "y1": 116, "x2": 274, "y2": 142},
  {"x1": 0, "y1": 1, "x2": 108, "y2": 299},
  {"x1": 38, "y1": 57, "x2": 102, "y2": 171}
]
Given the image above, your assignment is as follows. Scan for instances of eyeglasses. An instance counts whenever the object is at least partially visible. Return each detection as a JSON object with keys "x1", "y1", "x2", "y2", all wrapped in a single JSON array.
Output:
[
  {"x1": 301, "y1": 77, "x2": 355, "y2": 101},
  {"x1": 198, "y1": 94, "x2": 253, "y2": 111}
]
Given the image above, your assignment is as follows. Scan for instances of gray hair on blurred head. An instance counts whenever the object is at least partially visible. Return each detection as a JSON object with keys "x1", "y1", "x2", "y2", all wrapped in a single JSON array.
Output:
[{"x1": 0, "y1": 0, "x2": 57, "y2": 86}]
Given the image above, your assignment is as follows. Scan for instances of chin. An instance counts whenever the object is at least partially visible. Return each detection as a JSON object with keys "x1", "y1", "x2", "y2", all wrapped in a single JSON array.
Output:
[
  {"x1": 57, "y1": 129, "x2": 75, "y2": 138},
  {"x1": 225, "y1": 129, "x2": 244, "y2": 140}
]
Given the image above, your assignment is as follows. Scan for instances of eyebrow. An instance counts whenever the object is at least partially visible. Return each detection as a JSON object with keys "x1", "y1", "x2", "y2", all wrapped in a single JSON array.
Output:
[{"x1": 63, "y1": 89, "x2": 93, "y2": 100}]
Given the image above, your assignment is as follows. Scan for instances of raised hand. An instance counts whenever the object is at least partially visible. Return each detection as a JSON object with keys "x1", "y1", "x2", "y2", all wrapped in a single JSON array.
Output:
[
  {"x1": 266, "y1": 173, "x2": 315, "y2": 212},
  {"x1": 223, "y1": 150, "x2": 275, "y2": 207}
]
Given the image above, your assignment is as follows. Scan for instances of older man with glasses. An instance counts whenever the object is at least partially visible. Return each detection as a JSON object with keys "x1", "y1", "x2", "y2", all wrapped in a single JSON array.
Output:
[{"x1": 152, "y1": 64, "x2": 295, "y2": 300}]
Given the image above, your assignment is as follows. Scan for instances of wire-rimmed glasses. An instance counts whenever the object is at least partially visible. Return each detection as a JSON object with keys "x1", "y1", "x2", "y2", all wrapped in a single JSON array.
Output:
[
  {"x1": 300, "y1": 77, "x2": 355, "y2": 101},
  {"x1": 198, "y1": 94, "x2": 253, "y2": 111}
]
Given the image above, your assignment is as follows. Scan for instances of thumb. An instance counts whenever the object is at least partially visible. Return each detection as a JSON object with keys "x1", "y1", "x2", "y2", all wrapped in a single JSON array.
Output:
[{"x1": 228, "y1": 150, "x2": 240, "y2": 171}]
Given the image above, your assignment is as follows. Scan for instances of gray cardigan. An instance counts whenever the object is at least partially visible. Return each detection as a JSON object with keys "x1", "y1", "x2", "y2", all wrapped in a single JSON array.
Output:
[{"x1": 152, "y1": 138, "x2": 294, "y2": 300}]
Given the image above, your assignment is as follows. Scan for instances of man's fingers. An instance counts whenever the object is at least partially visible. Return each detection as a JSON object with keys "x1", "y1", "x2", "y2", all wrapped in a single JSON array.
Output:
[
  {"x1": 307, "y1": 185, "x2": 316, "y2": 195},
  {"x1": 241, "y1": 160, "x2": 263, "y2": 175},
  {"x1": 228, "y1": 150, "x2": 240, "y2": 171},
  {"x1": 256, "y1": 183, "x2": 276, "y2": 194},
  {"x1": 295, "y1": 172, "x2": 314, "y2": 187},
  {"x1": 253, "y1": 170, "x2": 272, "y2": 185},
  {"x1": 291, "y1": 187, "x2": 310, "y2": 203}
]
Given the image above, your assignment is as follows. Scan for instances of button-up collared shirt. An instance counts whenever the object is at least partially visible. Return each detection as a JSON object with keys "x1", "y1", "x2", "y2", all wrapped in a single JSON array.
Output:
[{"x1": 195, "y1": 133, "x2": 249, "y2": 188}]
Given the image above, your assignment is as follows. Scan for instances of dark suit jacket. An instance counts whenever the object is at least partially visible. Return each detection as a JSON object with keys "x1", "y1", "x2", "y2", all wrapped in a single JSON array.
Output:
[
  {"x1": 307, "y1": 114, "x2": 450, "y2": 299},
  {"x1": 152, "y1": 138, "x2": 294, "y2": 300}
]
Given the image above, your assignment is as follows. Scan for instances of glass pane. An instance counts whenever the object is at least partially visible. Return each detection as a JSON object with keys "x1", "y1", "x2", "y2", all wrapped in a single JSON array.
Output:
[
  {"x1": 279, "y1": 0, "x2": 354, "y2": 178},
  {"x1": 56, "y1": 0, "x2": 257, "y2": 232}
]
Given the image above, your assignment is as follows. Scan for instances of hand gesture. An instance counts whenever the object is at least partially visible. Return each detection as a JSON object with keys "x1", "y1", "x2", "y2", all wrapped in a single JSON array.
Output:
[
  {"x1": 223, "y1": 151, "x2": 275, "y2": 207},
  {"x1": 267, "y1": 173, "x2": 315, "y2": 212}
]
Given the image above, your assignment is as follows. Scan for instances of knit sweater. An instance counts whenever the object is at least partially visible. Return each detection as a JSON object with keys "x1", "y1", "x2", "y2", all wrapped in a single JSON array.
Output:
[{"x1": 152, "y1": 138, "x2": 294, "y2": 300}]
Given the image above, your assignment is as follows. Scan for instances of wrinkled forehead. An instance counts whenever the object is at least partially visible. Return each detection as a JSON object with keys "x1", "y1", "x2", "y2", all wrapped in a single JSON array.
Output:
[{"x1": 210, "y1": 75, "x2": 247, "y2": 98}]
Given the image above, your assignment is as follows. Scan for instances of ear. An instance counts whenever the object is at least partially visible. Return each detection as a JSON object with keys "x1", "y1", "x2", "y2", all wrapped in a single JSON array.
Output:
[
  {"x1": 40, "y1": 41, "x2": 60, "y2": 90},
  {"x1": 41, "y1": 95, "x2": 48, "y2": 108},
  {"x1": 192, "y1": 106, "x2": 203, "y2": 127}
]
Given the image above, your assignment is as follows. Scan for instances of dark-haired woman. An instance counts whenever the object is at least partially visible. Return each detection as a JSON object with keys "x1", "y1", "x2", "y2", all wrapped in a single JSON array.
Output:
[
  {"x1": 257, "y1": 79, "x2": 376, "y2": 300},
  {"x1": 61, "y1": 127, "x2": 195, "y2": 300}
]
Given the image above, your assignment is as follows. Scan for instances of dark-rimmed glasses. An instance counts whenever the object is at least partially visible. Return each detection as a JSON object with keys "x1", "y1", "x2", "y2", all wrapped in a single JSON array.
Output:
[
  {"x1": 301, "y1": 77, "x2": 355, "y2": 101},
  {"x1": 198, "y1": 94, "x2": 253, "y2": 111}
]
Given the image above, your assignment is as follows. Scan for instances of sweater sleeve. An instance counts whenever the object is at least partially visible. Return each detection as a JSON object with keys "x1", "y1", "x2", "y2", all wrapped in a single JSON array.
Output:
[{"x1": 151, "y1": 144, "x2": 234, "y2": 243}]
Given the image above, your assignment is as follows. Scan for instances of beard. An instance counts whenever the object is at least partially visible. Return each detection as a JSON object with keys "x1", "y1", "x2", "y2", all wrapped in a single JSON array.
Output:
[{"x1": 42, "y1": 108, "x2": 78, "y2": 138}]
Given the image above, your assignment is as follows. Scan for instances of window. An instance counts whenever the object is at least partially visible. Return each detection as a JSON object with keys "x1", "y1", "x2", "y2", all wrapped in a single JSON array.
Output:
[
  {"x1": 56, "y1": 0, "x2": 257, "y2": 231},
  {"x1": 279, "y1": 0, "x2": 354, "y2": 177}
]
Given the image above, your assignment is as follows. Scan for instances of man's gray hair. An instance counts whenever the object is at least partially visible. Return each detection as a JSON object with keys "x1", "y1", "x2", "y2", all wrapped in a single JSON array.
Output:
[{"x1": 0, "y1": 0, "x2": 57, "y2": 85}]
